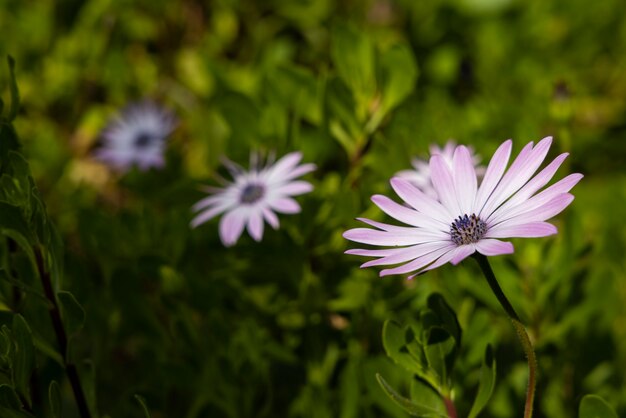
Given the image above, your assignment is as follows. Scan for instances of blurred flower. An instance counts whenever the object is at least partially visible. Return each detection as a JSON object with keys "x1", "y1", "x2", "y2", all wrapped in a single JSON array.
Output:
[
  {"x1": 94, "y1": 101, "x2": 176, "y2": 172},
  {"x1": 396, "y1": 141, "x2": 484, "y2": 199},
  {"x1": 191, "y1": 152, "x2": 316, "y2": 247},
  {"x1": 344, "y1": 137, "x2": 582, "y2": 278}
]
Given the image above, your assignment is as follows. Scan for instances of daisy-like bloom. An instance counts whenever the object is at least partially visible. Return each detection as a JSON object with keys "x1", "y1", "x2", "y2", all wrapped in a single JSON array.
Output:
[
  {"x1": 396, "y1": 141, "x2": 483, "y2": 199},
  {"x1": 95, "y1": 101, "x2": 176, "y2": 172},
  {"x1": 344, "y1": 137, "x2": 582, "y2": 278},
  {"x1": 191, "y1": 152, "x2": 316, "y2": 246}
]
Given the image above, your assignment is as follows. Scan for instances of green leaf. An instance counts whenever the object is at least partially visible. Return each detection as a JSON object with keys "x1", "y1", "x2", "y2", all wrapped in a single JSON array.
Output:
[
  {"x1": 423, "y1": 327, "x2": 455, "y2": 390},
  {"x1": 48, "y1": 381, "x2": 61, "y2": 418},
  {"x1": 0, "y1": 203, "x2": 37, "y2": 281},
  {"x1": 379, "y1": 43, "x2": 418, "y2": 112},
  {"x1": 0, "y1": 384, "x2": 21, "y2": 409},
  {"x1": 6, "y1": 56, "x2": 20, "y2": 122},
  {"x1": 32, "y1": 332, "x2": 63, "y2": 367},
  {"x1": 326, "y1": 77, "x2": 363, "y2": 157},
  {"x1": 339, "y1": 342, "x2": 361, "y2": 418},
  {"x1": 376, "y1": 374, "x2": 447, "y2": 418},
  {"x1": 0, "y1": 123, "x2": 22, "y2": 164},
  {"x1": 0, "y1": 270, "x2": 46, "y2": 302},
  {"x1": 409, "y1": 378, "x2": 447, "y2": 415},
  {"x1": 578, "y1": 394, "x2": 618, "y2": 418},
  {"x1": 382, "y1": 320, "x2": 424, "y2": 376},
  {"x1": 11, "y1": 315, "x2": 35, "y2": 407},
  {"x1": 0, "y1": 175, "x2": 27, "y2": 207},
  {"x1": 266, "y1": 64, "x2": 322, "y2": 124},
  {"x1": 82, "y1": 359, "x2": 98, "y2": 414},
  {"x1": 426, "y1": 293, "x2": 462, "y2": 345},
  {"x1": 134, "y1": 394, "x2": 151, "y2": 418},
  {"x1": 0, "y1": 326, "x2": 13, "y2": 362},
  {"x1": 330, "y1": 24, "x2": 376, "y2": 117},
  {"x1": 58, "y1": 291, "x2": 86, "y2": 337},
  {"x1": 0, "y1": 203, "x2": 35, "y2": 248},
  {"x1": 0, "y1": 406, "x2": 35, "y2": 418},
  {"x1": 468, "y1": 344, "x2": 496, "y2": 418},
  {"x1": 0, "y1": 152, "x2": 32, "y2": 212}
]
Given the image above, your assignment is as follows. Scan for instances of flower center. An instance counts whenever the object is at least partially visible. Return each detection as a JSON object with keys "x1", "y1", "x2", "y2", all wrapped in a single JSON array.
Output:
[
  {"x1": 240, "y1": 183, "x2": 265, "y2": 204},
  {"x1": 450, "y1": 214, "x2": 487, "y2": 245},
  {"x1": 134, "y1": 132, "x2": 157, "y2": 148}
]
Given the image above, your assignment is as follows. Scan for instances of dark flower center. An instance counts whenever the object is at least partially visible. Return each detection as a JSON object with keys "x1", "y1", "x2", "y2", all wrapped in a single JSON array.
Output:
[
  {"x1": 450, "y1": 214, "x2": 487, "y2": 245},
  {"x1": 134, "y1": 132, "x2": 157, "y2": 148},
  {"x1": 240, "y1": 183, "x2": 265, "y2": 204}
]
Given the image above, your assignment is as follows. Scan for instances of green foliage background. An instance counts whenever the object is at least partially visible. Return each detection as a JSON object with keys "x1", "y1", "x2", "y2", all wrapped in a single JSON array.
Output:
[{"x1": 1, "y1": 0, "x2": 626, "y2": 417}]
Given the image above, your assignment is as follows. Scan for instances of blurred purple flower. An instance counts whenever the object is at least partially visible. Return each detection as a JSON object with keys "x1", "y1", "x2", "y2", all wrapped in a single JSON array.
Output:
[
  {"x1": 396, "y1": 141, "x2": 484, "y2": 199},
  {"x1": 344, "y1": 137, "x2": 582, "y2": 278},
  {"x1": 95, "y1": 101, "x2": 176, "y2": 172},
  {"x1": 191, "y1": 152, "x2": 316, "y2": 247}
]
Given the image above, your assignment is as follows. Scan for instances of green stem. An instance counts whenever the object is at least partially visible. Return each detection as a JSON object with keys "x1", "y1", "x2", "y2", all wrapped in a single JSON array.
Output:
[
  {"x1": 35, "y1": 247, "x2": 92, "y2": 418},
  {"x1": 472, "y1": 254, "x2": 536, "y2": 418}
]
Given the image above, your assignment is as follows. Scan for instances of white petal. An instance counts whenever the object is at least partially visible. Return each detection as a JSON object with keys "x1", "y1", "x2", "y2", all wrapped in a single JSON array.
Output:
[
  {"x1": 473, "y1": 140, "x2": 512, "y2": 214},
  {"x1": 450, "y1": 244, "x2": 477, "y2": 264},
  {"x1": 371, "y1": 195, "x2": 448, "y2": 231},
  {"x1": 262, "y1": 208, "x2": 280, "y2": 229},
  {"x1": 192, "y1": 194, "x2": 229, "y2": 211},
  {"x1": 488, "y1": 173, "x2": 582, "y2": 224},
  {"x1": 280, "y1": 163, "x2": 316, "y2": 182},
  {"x1": 190, "y1": 203, "x2": 233, "y2": 228},
  {"x1": 361, "y1": 241, "x2": 454, "y2": 268},
  {"x1": 491, "y1": 193, "x2": 574, "y2": 227},
  {"x1": 269, "y1": 197, "x2": 301, "y2": 214},
  {"x1": 389, "y1": 178, "x2": 452, "y2": 225},
  {"x1": 430, "y1": 155, "x2": 462, "y2": 215},
  {"x1": 486, "y1": 222, "x2": 557, "y2": 238},
  {"x1": 247, "y1": 210, "x2": 264, "y2": 241},
  {"x1": 480, "y1": 137, "x2": 552, "y2": 218},
  {"x1": 379, "y1": 244, "x2": 455, "y2": 276},
  {"x1": 452, "y1": 146, "x2": 477, "y2": 215},
  {"x1": 496, "y1": 153, "x2": 569, "y2": 212},
  {"x1": 343, "y1": 227, "x2": 447, "y2": 247},
  {"x1": 218, "y1": 208, "x2": 248, "y2": 246},
  {"x1": 265, "y1": 152, "x2": 303, "y2": 183},
  {"x1": 274, "y1": 181, "x2": 313, "y2": 196},
  {"x1": 475, "y1": 239, "x2": 514, "y2": 256}
]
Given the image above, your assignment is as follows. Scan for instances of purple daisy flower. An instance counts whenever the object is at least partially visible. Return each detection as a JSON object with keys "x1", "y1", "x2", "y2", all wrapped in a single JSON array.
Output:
[
  {"x1": 95, "y1": 101, "x2": 176, "y2": 172},
  {"x1": 344, "y1": 137, "x2": 582, "y2": 278},
  {"x1": 191, "y1": 152, "x2": 316, "y2": 246},
  {"x1": 396, "y1": 140, "x2": 484, "y2": 199}
]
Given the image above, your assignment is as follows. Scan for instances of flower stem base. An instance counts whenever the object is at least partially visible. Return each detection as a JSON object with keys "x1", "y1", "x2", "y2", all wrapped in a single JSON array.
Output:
[{"x1": 472, "y1": 254, "x2": 536, "y2": 418}]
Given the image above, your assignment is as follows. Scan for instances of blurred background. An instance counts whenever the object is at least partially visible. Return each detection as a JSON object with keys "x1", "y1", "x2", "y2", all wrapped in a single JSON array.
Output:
[{"x1": 1, "y1": 0, "x2": 625, "y2": 417}]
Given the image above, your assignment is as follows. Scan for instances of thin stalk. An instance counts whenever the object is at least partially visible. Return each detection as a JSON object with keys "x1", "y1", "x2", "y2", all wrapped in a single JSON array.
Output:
[
  {"x1": 472, "y1": 254, "x2": 536, "y2": 418},
  {"x1": 35, "y1": 247, "x2": 92, "y2": 418},
  {"x1": 444, "y1": 397, "x2": 457, "y2": 418}
]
